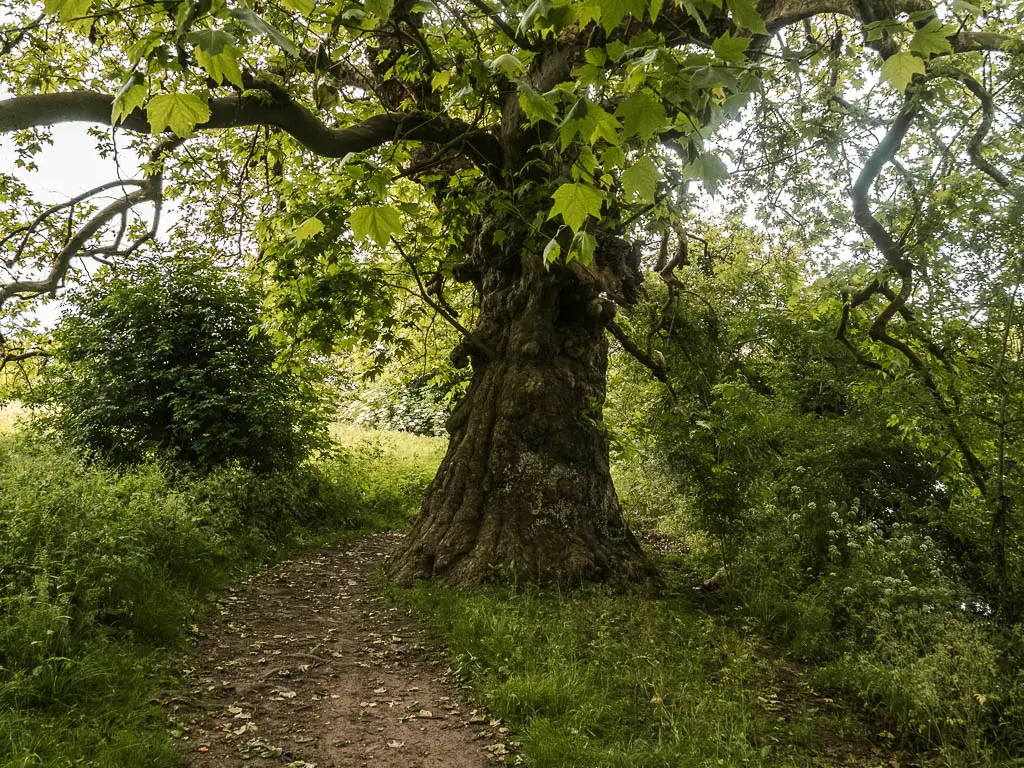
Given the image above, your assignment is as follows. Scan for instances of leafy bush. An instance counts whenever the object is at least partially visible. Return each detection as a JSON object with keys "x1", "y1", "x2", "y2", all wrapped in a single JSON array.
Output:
[{"x1": 30, "y1": 255, "x2": 327, "y2": 471}]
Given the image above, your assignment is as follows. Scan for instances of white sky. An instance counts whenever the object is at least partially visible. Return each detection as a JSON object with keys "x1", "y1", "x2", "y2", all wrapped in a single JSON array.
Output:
[{"x1": 0, "y1": 121, "x2": 154, "y2": 327}]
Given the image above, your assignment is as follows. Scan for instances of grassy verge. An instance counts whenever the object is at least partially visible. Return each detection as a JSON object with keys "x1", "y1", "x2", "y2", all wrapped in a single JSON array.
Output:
[
  {"x1": 389, "y1": 564, "x2": 903, "y2": 768},
  {"x1": 0, "y1": 419, "x2": 442, "y2": 768}
]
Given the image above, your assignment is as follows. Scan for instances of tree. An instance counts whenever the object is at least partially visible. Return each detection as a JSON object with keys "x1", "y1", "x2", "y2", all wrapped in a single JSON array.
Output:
[
  {"x1": 0, "y1": 0, "x2": 1020, "y2": 585},
  {"x1": 31, "y1": 256, "x2": 327, "y2": 471}
]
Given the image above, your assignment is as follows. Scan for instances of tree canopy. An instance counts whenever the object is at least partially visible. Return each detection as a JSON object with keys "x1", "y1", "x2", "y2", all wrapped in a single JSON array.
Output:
[{"x1": 1, "y1": 0, "x2": 1022, "y2": 586}]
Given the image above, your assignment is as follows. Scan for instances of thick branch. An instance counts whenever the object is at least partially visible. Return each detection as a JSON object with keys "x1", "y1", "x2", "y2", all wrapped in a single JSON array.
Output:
[
  {"x1": 0, "y1": 90, "x2": 502, "y2": 170},
  {"x1": 846, "y1": 98, "x2": 989, "y2": 495}
]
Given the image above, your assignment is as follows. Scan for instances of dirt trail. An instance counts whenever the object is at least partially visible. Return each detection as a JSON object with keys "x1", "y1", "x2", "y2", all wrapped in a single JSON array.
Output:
[{"x1": 169, "y1": 532, "x2": 510, "y2": 768}]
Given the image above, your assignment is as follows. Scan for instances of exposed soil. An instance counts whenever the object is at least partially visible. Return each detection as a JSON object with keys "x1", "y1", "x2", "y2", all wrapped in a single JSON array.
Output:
[{"x1": 167, "y1": 532, "x2": 511, "y2": 768}]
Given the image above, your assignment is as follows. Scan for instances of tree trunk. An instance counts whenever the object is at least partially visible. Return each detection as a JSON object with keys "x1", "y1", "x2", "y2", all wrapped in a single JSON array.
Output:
[{"x1": 389, "y1": 250, "x2": 649, "y2": 587}]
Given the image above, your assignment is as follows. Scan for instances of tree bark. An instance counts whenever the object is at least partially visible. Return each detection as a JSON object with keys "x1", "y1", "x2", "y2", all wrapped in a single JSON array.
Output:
[{"x1": 389, "y1": 243, "x2": 650, "y2": 587}]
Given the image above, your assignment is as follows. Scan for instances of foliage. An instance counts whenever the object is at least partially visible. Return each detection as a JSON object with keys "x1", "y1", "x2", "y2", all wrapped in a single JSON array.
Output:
[
  {"x1": 607, "y1": 224, "x2": 1024, "y2": 760},
  {"x1": 392, "y1": 575, "x2": 898, "y2": 768},
  {"x1": 0, "y1": 421, "x2": 440, "y2": 766},
  {"x1": 29, "y1": 256, "x2": 328, "y2": 472}
]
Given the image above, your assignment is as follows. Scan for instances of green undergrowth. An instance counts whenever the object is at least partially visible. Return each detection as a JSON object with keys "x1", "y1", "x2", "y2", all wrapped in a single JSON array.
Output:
[
  {"x1": 0, "y1": 420, "x2": 442, "y2": 768},
  {"x1": 613, "y1": 469, "x2": 1024, "y2": 766},
  {"x1": 389, "y1": 566, "x2": 904, "y2": 768}
]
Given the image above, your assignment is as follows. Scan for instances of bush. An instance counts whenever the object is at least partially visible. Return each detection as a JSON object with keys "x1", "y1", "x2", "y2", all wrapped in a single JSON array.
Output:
[{"x1": 29, "y1": 255, "x2": 327, "y2": 471}]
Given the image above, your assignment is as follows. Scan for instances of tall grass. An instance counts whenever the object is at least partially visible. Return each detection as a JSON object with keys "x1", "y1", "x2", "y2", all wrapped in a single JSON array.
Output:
[
  {"x1": 390, "y1": 576, "x2": 885, "y2": 768},
  {"x1": 0, "y1": 418, "x2": 441, "y2": 767},
  {"x1": 0, "y1": 401, "x2": 26, "y2": 434}
]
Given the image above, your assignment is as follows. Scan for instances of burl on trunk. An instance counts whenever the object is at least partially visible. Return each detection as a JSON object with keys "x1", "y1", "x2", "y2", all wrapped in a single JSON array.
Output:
[{"x1": 389, "y1": 232, "x2": 650, "y2": 586}]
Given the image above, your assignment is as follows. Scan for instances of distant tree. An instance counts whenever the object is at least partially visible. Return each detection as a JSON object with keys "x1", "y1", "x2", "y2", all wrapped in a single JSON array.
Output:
[{"x1": 32, "y1": 256, "x2": 327, "y2": 471}]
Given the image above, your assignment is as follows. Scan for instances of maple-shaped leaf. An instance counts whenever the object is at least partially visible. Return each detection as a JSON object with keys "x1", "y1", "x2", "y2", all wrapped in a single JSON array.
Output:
[
  {"x1": 549, "y1": 182, "x2": 605, "y2": 232},
  {"x1": 909, "y1": 18, "x2": 956, "y2": 57},
  {"x1": 519, "y1": 85, "x2": 559, "y2": 126},
  {"x1": 350, "y1": 205, "x2": 402, "y2": 247},
  {"x1": 683, "y1": 152, "x2": 729, "y2": 194},
  {"x1": 615, "y1": 92, "x2": 668, "y2": 140},
  {"x1": 881, "y1": 51, "x2": 926, "y2": 93},
  {"x1": 621, "y1": 157, "x2": 660, "y2": 203},
  {"x1": 725, "y1": 0, "x2": 767, "y2": 34},
  {"x1": 147, "y1": 93, "x2": 211, "y2": 137},
  {"x1": 711, "y1": 32, "x2": 752, "y2": 63},
  {"x1": 291, "y1": 216, "x2": 325, "y2": 243}
]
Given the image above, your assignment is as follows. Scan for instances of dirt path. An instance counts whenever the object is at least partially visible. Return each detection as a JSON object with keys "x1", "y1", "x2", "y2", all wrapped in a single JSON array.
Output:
[{"x1": 169, "y1": 532, "x2": 510, "y2": 768}]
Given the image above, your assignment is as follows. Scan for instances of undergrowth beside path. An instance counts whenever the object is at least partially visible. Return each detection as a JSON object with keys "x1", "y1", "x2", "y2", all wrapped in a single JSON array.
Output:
[
  {"x1": 0, "y1": 419, "x2": 442, "y2": 768},
  {"x1": 389, "y1": 567, "x2": 908, "y2": 768}
]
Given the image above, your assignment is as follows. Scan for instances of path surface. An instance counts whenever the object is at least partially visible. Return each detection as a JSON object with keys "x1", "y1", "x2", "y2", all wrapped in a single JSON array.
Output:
[{"x1": 168, "y1": 532, "x2": 510, "y2": 768}]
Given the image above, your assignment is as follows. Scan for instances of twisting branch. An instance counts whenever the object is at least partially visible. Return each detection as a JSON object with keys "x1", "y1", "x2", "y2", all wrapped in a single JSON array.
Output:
[
  {"x1": 0, "y1": 139, "x2": 180, "y2": 311},
  {"x1": 393, "y1": 238, "x2": 496, "y2": 365},
  {"x1": 396, "y1": 241, "x2": 473, "y2": 339},
  {"x1": 0, "y1": 12, "x2": 44, "y2": 56},
  {"x1": 1, "y1": 179, "x2": 146, "y2": 267},
  {"x1": 0, "y1": 347, "x2": 50, "y2": 373},
  {"x1": 0, "y1": 90, "x2": 502, "y2": 173},
  {"x1": 842, "y1": 94, "x2": 989, "y2": 495},
  {"x1": 950, "y1": 71, "x2": 1024, "y2": 200},
  {"x1": 607, "y1": 319, "x2": 675, "y2": 398}
]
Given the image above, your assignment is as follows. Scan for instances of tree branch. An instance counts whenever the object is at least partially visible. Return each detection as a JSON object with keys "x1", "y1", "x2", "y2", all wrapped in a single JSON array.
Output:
[
  {"x1": 607, "y1": 319, "x2": 675, "y2": 397},
  {"x1": 0, "y1": 90, "x2": 502, "y2": 171}
]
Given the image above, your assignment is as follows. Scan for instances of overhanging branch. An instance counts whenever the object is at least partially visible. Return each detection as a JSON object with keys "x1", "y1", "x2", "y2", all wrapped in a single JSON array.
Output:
[{"x1": 0, "y1": 90, "x2": 502, "y2": 171}]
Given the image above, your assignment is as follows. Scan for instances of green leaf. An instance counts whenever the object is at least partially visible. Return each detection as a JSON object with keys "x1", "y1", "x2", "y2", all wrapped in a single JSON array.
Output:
[
  {"x1": 146, "y1": 93, "x2": 211, "y2": 137},
  {"x1": 615, "y1": 91, "x2": 668, "y2": 140},
  {"x1": 291, "y1": 216, "x2": 325, "y2": 243},
  {"x1": 683, "y1": 152, "x2": 729, "y2": 194},
  {"x1": 587, "y1": 103, "x2": 621, "y2": 145},
  {"x1": 605, "y1": 40, "x2": 627, "y2": 61},
  {"x1": 621, "y1": 156, "x2": 660, "y2": 203},
  {"x1": 43, "y1": 0, "x2": 92, "y2": 23},
  {"x1": 711, "y1": 31, "x2": 752, "y2": 62},
  {"x1": 543, "y1": 237, "x2": 562, "y2": 264},
  {"x1": 649, "y1": 0, "x2": 664, "y2": 22},
  {"x1": 598, "y1": 0, "x2": 643, "y2": 32},
  {"x1": 350, "y1": 205, "x2": 402, "y2": 247},
  {"x1": 490, "y1": 53, "x2": 526, "y2": 77},
  {"x1": 549, "y1": 182, "x2": 605, "y2": 232},
  {"x1": 518, "y1": 0, "x2": 551, "y2": 34},
  {"x1": 194, "y1": 42, "x2": 244, "y2": 87},
  {"x1": 365, "y1": 0, "x2": 395, "y2": 17},
  {"x1": 569, "y1": 230, "x2": 597, "y2": 264},
  {"x1": 678, "y1": 0, "x2": 708, "y2": 34},
  {"x1": 432, "y1": 70, "x2": 452, "y2": 90},
  {"x1": 951, "y1": 0, "x2": 983, "y2": 15},
  {"x1": 909, "y1": 18, "x2": 956, "y2": 57},
  {"x1": 282, "y1": 0, "x2": 315, "y2": 14},
  {"x1": 880, "y1": 51, "x2": 926, "y2": 93},
  {"x1": 519, "y1": 85, "x2": 559, "y2": 125},
  {"x1": 188, "y1": 28, "x2": 235, "y2": 56},
  {"x1": 111, "y1": 72, "x2": 145, "y2": 125},
  {"x1": 725, "y1": 0, "x2": 767, "y2": 34},
  {"x1": 230, "y1": 8, "x2": 300, "y2": 58}
]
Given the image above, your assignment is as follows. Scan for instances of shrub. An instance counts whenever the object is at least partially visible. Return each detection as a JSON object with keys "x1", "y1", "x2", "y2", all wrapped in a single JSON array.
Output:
[{"x1": 30, "y1": 255, "x2": 327, "y2": 471}]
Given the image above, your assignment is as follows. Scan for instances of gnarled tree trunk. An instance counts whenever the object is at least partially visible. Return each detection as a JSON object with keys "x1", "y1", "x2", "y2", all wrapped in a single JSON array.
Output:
[{"x1": 389, "y1": 237, "x2": 649, "y2": 586}]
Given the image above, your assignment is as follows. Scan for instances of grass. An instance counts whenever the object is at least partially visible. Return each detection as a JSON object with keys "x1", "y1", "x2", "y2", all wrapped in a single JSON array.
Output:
[
  {"x1": 389, "y1": 565, "x2": 899, "y2": 768},
  {"x1": 0, "y1": 412, "x2": 441, "y2": 768},
  {"x1": 0, "y1": 401, "x2": 26, "y2": 434}
]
